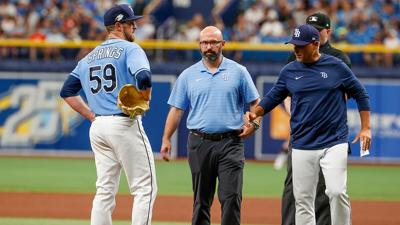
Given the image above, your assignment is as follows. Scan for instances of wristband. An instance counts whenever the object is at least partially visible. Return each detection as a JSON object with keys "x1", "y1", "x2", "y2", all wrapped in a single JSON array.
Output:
[{"x1": 250, "y1": 120, "x2": 260, "y2": 130}]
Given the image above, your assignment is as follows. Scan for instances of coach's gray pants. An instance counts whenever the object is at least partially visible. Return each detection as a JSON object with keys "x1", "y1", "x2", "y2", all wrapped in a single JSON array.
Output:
[{"x1": 292, "y1": 143, "x2": 351, "y2": 225}]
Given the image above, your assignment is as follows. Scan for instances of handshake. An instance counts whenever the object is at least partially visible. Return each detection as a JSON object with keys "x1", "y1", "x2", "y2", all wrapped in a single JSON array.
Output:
[{"x1": 239, "y1": 110, "x2": 263, "y2": 138}]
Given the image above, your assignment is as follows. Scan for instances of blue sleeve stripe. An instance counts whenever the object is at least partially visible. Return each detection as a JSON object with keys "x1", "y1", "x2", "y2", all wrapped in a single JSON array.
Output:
[
  {"x1": 70, "y1": 72, "x2": 79, "y2": 79},
  {"x1": 134, "y1": 68, "x2": 150, "y2": 76},
  {"x1": 128, "y1": 67, "x2": 150, "y2": 77}
]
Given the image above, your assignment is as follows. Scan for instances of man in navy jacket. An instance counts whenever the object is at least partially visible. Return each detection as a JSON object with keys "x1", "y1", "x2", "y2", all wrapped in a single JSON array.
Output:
[{"x1": 245, "y1": 24, "x2": 371, "y2": 225}]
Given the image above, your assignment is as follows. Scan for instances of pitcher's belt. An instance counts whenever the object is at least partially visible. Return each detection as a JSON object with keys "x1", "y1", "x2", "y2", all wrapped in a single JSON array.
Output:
[{"x1": 95, "y1": 113, "x2": 129, "y2": 117}]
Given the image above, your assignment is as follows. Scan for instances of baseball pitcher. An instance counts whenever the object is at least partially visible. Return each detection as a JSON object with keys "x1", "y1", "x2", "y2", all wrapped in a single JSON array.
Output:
[{"x1": 60, "y1": 4, "x2": 157, "y2": 225}]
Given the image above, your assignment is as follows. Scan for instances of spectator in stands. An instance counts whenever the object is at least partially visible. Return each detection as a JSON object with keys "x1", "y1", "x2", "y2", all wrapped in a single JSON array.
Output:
[
  {"x1": 0, "y1": 0, "x2": 399, "y2": 67},
  {"x1": 259, "y1": 8, "x2": 285, "y2": 41},
  {"x1": 333, "y1": 27, "x2": 349, "y2": 44},
  {"x1": 383, "y1": 28, "x2": 400, "y2": 67},
  {"x1": 363, "y1": 31, "x2": 385, "y2": 66},
  {"x1": 0, "y1": 27, "x2": 6, "y2": 59},
  {"x1": 185, "y1": 13, "x2": 206, "y2": 41},
  {"x1": 28, "y1": 24, "x2": 46, "y2": 61},
  {"x1": 134, "y1": 16, "x2": 155, "y2": 40},
  {"x1": 231, "y1": 13, "x2": 257, "y2": 60},
  {"x1": 44, "y1": 26, "x2": 65, "y2": 61},
  {"x1": 244, "y1": 0, "x2": 265, "y2": 27},
  {"x1": 232, "y1": 13, "x2": 256, "y2": 42}
]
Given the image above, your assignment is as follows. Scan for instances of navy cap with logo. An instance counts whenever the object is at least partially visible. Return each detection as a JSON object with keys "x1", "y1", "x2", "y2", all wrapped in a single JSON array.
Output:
[
  {"x1": 103, "y1": 4, "x2": 143, "y2": 26},
  {"x1": 306, "y1": 12, "x2": 331, "y2": 30},
  {"x1": 285, "y1": 24, "x2": 320, "y2": 46}
]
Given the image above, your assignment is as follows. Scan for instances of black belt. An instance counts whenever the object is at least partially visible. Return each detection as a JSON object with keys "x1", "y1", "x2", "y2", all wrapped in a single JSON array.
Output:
[
  {"x1": 190, "y1": 129, "x2": 240, "y2": 141},
  {"x1": 95, "y1": 113, "x2": 129, "y2": 117}
]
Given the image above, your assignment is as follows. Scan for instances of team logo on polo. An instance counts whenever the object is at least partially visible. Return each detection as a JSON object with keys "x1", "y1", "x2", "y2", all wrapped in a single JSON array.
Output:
[
  {"x1": 222, "y1": 74, "x2": 228, "y2": 81},
  {"x1": 321, "y1": 72, "x2": 328, "y2": 78},
  {"x1": 294, "y1": 29, "x2": 300, "y2": 37}
]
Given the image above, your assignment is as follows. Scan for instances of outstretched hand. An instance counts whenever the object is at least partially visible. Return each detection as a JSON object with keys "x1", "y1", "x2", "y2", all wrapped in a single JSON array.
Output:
[
  {"x1": 352, "y1": 128, "x2": 372, "y2": 151},
  {"x1": 239, "y1": 112, "x2": 259, "y2": 138},
  {"x1": 238, "y1": 123, "x2": 256, "y2": 138},
  {"x1": 160, "y1": 139, "x2": 172, "y2": 162}
]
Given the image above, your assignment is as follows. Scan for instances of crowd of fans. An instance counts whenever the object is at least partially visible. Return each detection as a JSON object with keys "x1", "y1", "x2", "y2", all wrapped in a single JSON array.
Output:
[
  {"x1": 0, "y1": 0, "x2": 152, "y2": 60},
  {"x1": 0, "y1": 0, "x2": 399, "y2": 66}
]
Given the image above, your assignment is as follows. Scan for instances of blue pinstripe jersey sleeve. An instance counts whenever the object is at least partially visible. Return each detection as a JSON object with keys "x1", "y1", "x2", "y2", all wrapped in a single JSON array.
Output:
[
  {"x1": 126, "y1": 46, "x2": 150, "y2": 76},
  {"x1": 168, "y1": 71, "x2": 189, "y2": 110},
  {"x1": 240, "y1": 66, "x2": 259, "y2": 103},
  {"x1": 70, "y1": 62, "x2": 82, "y2": 79}
]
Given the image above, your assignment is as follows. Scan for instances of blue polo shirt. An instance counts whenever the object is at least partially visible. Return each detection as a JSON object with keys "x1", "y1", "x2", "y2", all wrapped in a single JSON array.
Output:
[
  {"x1": 168, "y1": 57, "x2": 259, "y2": 133},
  {"x1": 259, "y1": 54, "x2": 370, "y2": 149}
]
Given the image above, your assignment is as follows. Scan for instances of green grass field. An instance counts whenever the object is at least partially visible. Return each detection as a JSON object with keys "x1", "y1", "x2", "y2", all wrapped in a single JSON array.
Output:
[
  {"x1": 0, "y1": 157, "x2": 400, "y2": 225},
  {"x1": 0, "y1": 157, "x2": 399, "y2": 200}
]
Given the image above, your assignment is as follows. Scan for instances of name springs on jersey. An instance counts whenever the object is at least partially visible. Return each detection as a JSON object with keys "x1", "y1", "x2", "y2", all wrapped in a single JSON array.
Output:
[{"x1": 87, "y1": 46, "x2": 124, "y2": 64}]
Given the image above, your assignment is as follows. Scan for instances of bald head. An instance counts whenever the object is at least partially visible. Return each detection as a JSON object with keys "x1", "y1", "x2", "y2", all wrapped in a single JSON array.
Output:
[
  {"x1": 199, "y1": 26, "x2": 225, "y2": 62},
  {"x1": 200, "y1": 26, "x2": 223, "y2": 41}
]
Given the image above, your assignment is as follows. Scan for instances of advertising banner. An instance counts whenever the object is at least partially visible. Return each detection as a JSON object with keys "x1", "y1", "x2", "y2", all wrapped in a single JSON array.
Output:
[
  {"x1": 1, "y1": 72, "x2": 399, "y2": 161},
  {"x1": 0, "y1": 72, "x2": 177, "y2": 158}
]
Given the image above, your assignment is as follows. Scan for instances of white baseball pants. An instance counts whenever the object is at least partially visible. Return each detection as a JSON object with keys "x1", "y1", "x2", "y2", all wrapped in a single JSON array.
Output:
[
  {"x1": 89, "y1": 116, "x2": 157, "y2": 225},
  {"x1": 292, "y1": 143, "x2": 351, "y2": 225}
]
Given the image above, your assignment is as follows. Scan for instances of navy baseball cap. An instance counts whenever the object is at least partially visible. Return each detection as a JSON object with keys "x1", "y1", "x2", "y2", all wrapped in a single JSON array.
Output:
[
  {"x1": 103, "y1": 4, "x2": 143, "y2": 26},
  {"x1": 285, "y1": 24, "x2": 320, "y2": 46}
]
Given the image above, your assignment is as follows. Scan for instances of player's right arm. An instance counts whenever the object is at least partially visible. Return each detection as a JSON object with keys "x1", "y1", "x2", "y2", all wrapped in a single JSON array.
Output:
[
  {"x1": 60, "y1": 75, "x2": 96, "y2": 122},
  {"x1": 127, "y1": 45, "x2": 152, "y2": 101},
  {"x1": 135, "y1": 69, "x2": 152, "y2": 101},
  {"x1": 161, "y1": 107, "x2": 184, "y2": 161}
]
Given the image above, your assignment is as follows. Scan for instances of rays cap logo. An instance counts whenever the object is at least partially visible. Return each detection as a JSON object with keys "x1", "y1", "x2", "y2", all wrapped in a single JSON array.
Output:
[
  {"x1": 285, "y1": 24, "x2": 320, "y2": 46},
  {"x1": 306, "y1": 12, "x2": 331, "y2": 30},
  {"x1": 104, "y1": 4, "x2": 143, "y2": 26},
  {"x1": 294, "y1": 28, "x2": 300, "y2": 37}
]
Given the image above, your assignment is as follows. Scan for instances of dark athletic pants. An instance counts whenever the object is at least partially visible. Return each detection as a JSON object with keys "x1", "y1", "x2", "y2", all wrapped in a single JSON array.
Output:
[
  {"x1": 187, "y1": 132, "x2": 244, "y2": 225},
  {"x1": 282, "y1": 146, "x2": 331, "y2": 225}
]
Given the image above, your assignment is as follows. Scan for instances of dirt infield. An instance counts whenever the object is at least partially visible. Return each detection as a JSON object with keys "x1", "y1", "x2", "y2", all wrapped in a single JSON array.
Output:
[{"x1": 1, "y1": 192, "x2": 399, "y2": 225}]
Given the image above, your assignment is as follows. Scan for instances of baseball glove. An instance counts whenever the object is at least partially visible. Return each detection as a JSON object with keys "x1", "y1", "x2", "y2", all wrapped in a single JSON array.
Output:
[{"x1": 117, "y1": 84, "x2": 149, "y2": 118}]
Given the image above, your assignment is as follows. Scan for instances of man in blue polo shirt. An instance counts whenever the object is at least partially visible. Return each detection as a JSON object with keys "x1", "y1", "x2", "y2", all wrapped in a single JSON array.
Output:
[
  {"x1": 160, "y1": 26, "x2": 260, "y2": 225},
  {"x1": 245, "y1": 24, "x2": 371, "y2": 225}
]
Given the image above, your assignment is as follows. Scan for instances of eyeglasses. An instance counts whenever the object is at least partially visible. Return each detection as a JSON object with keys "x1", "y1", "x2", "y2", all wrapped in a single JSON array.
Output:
[{"x1": 199, "y1": 40, "x2": 223, "y2": 47}]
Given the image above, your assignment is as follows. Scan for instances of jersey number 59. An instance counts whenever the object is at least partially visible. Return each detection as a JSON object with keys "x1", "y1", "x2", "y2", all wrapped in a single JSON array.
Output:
[{"x1": 89, "y1": 64, "x2": 117, "y2": 94}]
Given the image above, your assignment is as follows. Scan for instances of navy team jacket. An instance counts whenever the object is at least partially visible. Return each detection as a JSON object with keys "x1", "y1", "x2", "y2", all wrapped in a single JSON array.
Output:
[{"x1": 260, "y1": 54, "x2": 370, "y2": 150}]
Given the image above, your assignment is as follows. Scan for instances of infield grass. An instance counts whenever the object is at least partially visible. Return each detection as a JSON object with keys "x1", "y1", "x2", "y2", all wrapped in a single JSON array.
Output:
[{"x1": 0, "y1": 157, "x2": 399, "y2": 200}]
